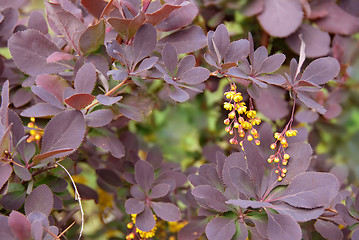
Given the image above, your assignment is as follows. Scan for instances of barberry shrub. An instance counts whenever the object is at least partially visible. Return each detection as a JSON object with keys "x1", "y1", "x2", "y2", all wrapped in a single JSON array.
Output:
[{"x1": 0, "y1": 0, "x2": 358, "y2": 239}]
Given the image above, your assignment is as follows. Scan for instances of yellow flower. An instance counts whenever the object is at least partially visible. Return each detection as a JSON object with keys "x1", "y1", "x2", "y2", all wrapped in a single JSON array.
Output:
[
  {"x1": 246, "y1": 110, "x2": 257, "y2": 118},
  {"x1": 224, "y1": 91, "x2": 235, "y2": 100},
  {"x1": 285, "y1": 129, "x2": 298, "y2": 137},
  {"x1": 241, "y1": 121, "x2": 252, "y2": 130},
  {"x1": 233, "y1": 93, "x2": 243, "y2": 102},
  {"x1": 223, "y1": 102, "x2": 233, "y2": 111}
]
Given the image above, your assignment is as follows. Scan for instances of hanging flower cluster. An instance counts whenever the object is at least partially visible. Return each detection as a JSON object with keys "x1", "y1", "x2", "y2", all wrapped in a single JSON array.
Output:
[
  {"x1": 26, "y1": 117, "x2": 43, "y2": 143},
  {"x1": 267, "y1": 129, "x2": 298, "y2": 181},
  {"x1": 223, "y1": 84, "x2": 261, "y2": 146}
]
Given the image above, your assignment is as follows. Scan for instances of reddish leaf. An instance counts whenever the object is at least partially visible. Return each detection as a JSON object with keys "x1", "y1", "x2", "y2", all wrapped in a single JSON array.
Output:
[
  {"x1": 79, "y1": 19, "x2": 105, "y2": 54},
  {"x1": 20, "y1": 103, "x2": 62, "y2": 118},
  {"x1": 36, "y1": 74, "x2": 69, "y2": 103},
  {"x1": 64, "y1": 93, "x2": 95, "y2": 110},
  {"x1": 90, "y1": 135, "x2": 125, "y2": 158},
  {"x1": 46, "y1": 52, "x2": 74, "y2": 63},
  {"x1": 145, "y1": 4, "x2": 181, "y2": 25},
  {"x1": 0, "y1": 164, "x2": 12, "y2": 193},
  {"x1": 27, "y1": 10, "x2": 48, "y2": 34},
  {"x1": 227, "y1": 199, "x2": 272, "y2": 209},
  {"x1": 301, "y1": 57, "x2": 340, "y2": 85},
  {"x1": 107, "y1": 11, "x2": 145, "y2": 42},
  {"x1": 149, "y1": 183, "x2": 170, "y2": 199},
  {"x1": 0, "y1": 191, "x2": 26, "y2": 210},
  {"x1": 80, "y1": 0, "x2": 107, "y2": 19},
  {"x1": 8, "y1": 211, "x2": 31, "y2": 240}
]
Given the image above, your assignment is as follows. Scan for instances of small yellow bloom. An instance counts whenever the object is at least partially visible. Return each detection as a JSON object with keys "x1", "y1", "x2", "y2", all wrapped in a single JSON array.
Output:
[
  {"x1": 241, "y1": 121, "x2": 252, "y2": 130},
  {"x1": 224, "y1": 91, "x2": 235, "y2": 100},
  {"x1": 223, "y1": 102, "x2": 233, "y2": 111},
  {"x1": 285, "y1": 129, "x2": 298, "y2": 137},
  {"x1": 233, "y1": 93, "x2": 243, "y2": 102},
  {"x1": 246, "y1": 110, "x2": 257, "y2": 118}
]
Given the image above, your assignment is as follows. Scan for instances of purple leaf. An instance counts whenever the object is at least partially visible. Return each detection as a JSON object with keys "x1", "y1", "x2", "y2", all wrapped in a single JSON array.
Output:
[
  {"x1": 45, "y1": 2, "x2": 85, "y2": 54},
  {"x1": 162, "y1": 43, "x2": 178, "y2": 76},
  {"x1": 0, "y1": 191, "x2": 26, "y2": 210},
  {"x1": 301, "y1": 57, "x2": 340, "y2": 85},
  {"x1": 8, "y1": 29, "x2": 70, "y2": 76},
  {"x1": 297, "y1": 91, "x2": 326, "y2": 114},
  {"x1": 31, "y1": 86, "x2": 65, "y2": 110},
  {"x1": 12, "y1": 88, "x2": 33, "y2": 108},
  {"x1": 198, "y1": 164, "x2": 222, "y2": 189},
  {"x1": 169, "y1": 86, "x2": 190, "y2": 102},
  {"x1": 20, "y1": 103, "x2": 62, "y2": 118},
  {"x1": 227, "y1": 199, "x2": 272, "y2": 209},
  {"x1": 257, "y1": 53, "x2": 285, "y2": 74},
  {"x1": 0, "y1": 164, "x2": 12, "y2": 190},
  {"x1": 135, "y1": 160, "x2": 154, "y2": 193},
  {"x1": 178, "y1": 219, "x2": 206, "y2": 240},
  {"x1": 212, "y1": 24, "x2": 230, "y2": 63},
  {"x1": 0, "y1": 215, "x2": 16, "y2": 239},
  {"x1": 312, "y1": 1, "x2": 359, "y2": 35},
  {"x1": 242, "y1": 0, "x2": 264, "y2": 16},
  {"x1": 279, "y1": 172, "x2": 339, "y2": 208},
  {"x1": 80, "y1": 0, "x2": 107, "y2": 19},
  {"x1": 156, "y1": 2, "x2": 198, "y2": 31},
  {"x1": 108, "y1": 68, "x2": 128, "y2": 81},
  {"x1": 79, "y1": 19, "x2": 105, "y2": 54},
  {"x1": 247, "y1": 82, "x2": 261, "y2": 99},
  {"x1": 295, "y1": 110, "x2": 319, "y2": 123},
  {"x1": 85, "y1": 109, "x2": 113, "y2": 127},
  {"x1": 257, "y1": 0, "x2": 303, "y2": 37},
  {"x1": 151, "y1": 201, "x2": 181, "y2": 222},
  {"x1": 271, "y1": 203, "x2": 324, "y2": 222},
  {"x1": 27, "y1": 10, "x2": 48, "y2": 35},
  {"x1": 252, "y1": 46, "x2": 268, "y2": 71},
  {"x1": 125, "y1": 198, "x2": 145, "y2": 214},
  {"x1": 314, "y1": 219, "x2": 343, "y2": 240},
  {"x1": 13, "y1": 163, "x2": 31, "y2": 181},
  {"x1": 335, "y1": 203, "x2": 358, "y2": 226},
  {"x1": 149, "y1": 183, "x2": 170, "y2": 199},
  {"x1": 133, "y1": 57, "x2": 158, "y2": 74},
  {"x1": 46, "y1": 52, "x2": 74, "y2": 63},
  {"x1": 255, "y1": 86, "x2": 289, "y2": 121},
  {"x1": 90, "y1": 135, "x2": 125, "y2": 158},
  {"x1": 228, "y1": 167, "x2": 256, "y2": 198},
  {"x1": 205, "y1": 216, "x2": 236, "y2": 240},
  {"x1": 177, "y1": 55, "x2": 196, "y2": 78},
  {"x1": 130, "y1": 185, "x2": 145, "y2": 200},
  {"x1": 277, "y1": 142, "x2": 312, "y2": 185},
  {"x1": 224, "y1": 39, "x2": 249, "y2": 63},
  {"x1": 64, "y1": 93, "x2": 95, "y2": 110},
  {"x1": 36, "y1": 74, "x2": 69, "y2": 103},
  {"x1": 243, "y1": 140, "x2": 265, "y2": 185},
  {"x1": 96, "y1": 168, "x2": 122, "y2": 187},
  {"x1": 191, "y1": 185, "x2": 228, "y2": 212},
  {"x1": 135, "y1": 205, "x2": 156, "y2": 232},
  {"x1": 179, "y1": 67, "x2": 210, "y2": 85},
  {"x1": 267, "y1": 212, "x2": 302, "y2": 240},
  {"x1": 8, "y1": 110, "x2": 25, "y2": 156},
  {"x1": 75, "y1": 63, "x2": 97, "y2": 94},
  {"x1": 286, "y1": 23, "x2": 331, "y2": 58},
  {"x1": 157, "y1": 26, "x2": 207, "y2": 54},
  {"x1": 35, "y1": 110, "x2": 85, "y2": 162},
  {"x1": 25, "y1": 185, "x2": 53, "y2": 216},
  {"x1": 228, "y1": 67, "x2": 249, "y2": 79},
  {"x1": 8, "y1": 211, "x2": 32, "y2": 240},
  {"x1": 107, "y1": 11, "x2": 145, "y2": 42},
  {"x1": 133, "y1": 24, "x2": 157, "y2": 65},
  {"x1": 0, "y1": 8, "x2": 18, "y2": 40},
  {"x1": 97, "y1": 95, "x2": 123, "y2": 106},
  {"x1": 146, "y1": 147, "x2": 163, "y2": 170},
  {"x1": 76, "y1": 183, "x2": 98, "y2": 203},
  {"x1": 222, "y1": 152, "x2": 247, "y2": 195}
]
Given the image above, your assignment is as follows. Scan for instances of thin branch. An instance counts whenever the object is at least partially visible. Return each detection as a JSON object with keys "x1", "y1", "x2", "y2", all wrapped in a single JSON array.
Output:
[
  {"x1": 85, "y1": 79, "x2": 129, "y2": 112},
  {"x1": 56, "y1": 163, "x2": 84, "y2": 240}
]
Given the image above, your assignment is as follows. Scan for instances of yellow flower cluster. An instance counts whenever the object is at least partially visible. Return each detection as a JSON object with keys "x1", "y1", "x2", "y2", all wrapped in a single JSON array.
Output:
[
  {"x1": 268, "y1": 129, "x2": 298, "y2": 181},
  {"x1": 168, "y1": 221, "x2": 188, "y2": 233},
  {"x1": 26, "y1": 117, "x2": 43, "y2": 143},
  {"x1": 223, "y1": 84, "x2": 261, "y2": 146},
  {"x1": 127, "y1": 214, "x2": 157, "y2": 239}
]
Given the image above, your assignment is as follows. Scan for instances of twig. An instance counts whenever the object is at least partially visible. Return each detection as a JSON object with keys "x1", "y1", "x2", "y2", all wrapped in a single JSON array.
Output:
[
  {"x1": 56, "y1": 163, "x2": 84, "y2": 240},
  {"x1": 84, "y1": 79, "x2": 129, "y2": 112}
]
